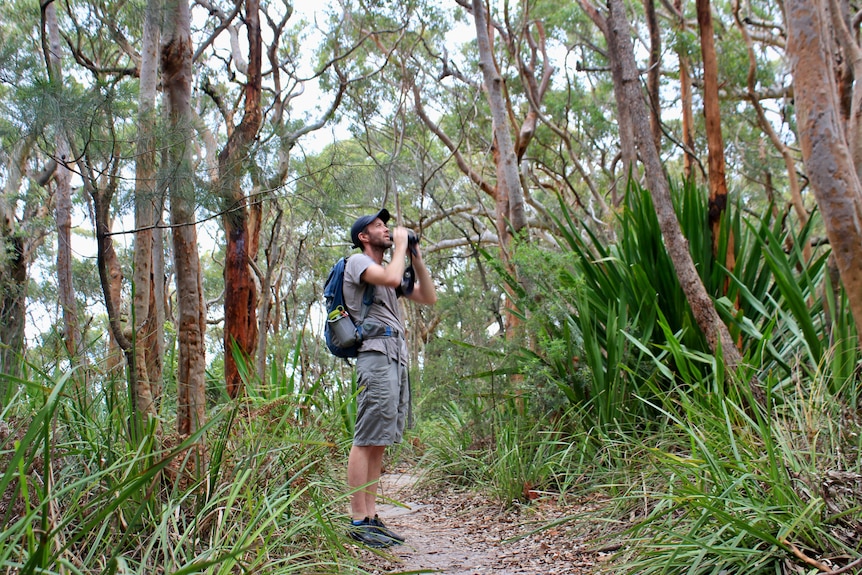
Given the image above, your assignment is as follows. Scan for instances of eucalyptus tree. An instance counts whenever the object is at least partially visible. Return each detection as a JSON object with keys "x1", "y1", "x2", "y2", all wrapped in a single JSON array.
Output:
[
  {"x1": 163, "y1": 0, "x2": 207, "y2": 437},
  {"x1": 786, "y1": 0, "x2": 862, "y2": 335},
  {"x1": 467, "y1": 0, "x2": 528, "y2": 249},
  {"x1": 131, "y1": 0, "x2": 163, "y2": 421},
  {"x1": 0, "y1": 4, "x2": 57, "y2": 382},
  {"x1": 37, "y1": 0, "x2": 167, "y2": 427},
  {"x1": 42, "y1": 0, "x2": 82, "y2": 366},
  {"x1": 695, "y1": 0, "x2": 732, "y2": 261},
  {"x1": 211, "y1": 0, "x2": 265, "y2": 399},
  {"x1": 0, "y1": 135, "x2": 52, "y2": 384},
  {"x1": 730, "y1": 1, "x2": 807, "y2": 247}
]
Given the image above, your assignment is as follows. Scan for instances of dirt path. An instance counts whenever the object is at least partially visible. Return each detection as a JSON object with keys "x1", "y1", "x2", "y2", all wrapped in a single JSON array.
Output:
[{"x1": 354, "y1": 470, "x2": 613, "y2": 574}]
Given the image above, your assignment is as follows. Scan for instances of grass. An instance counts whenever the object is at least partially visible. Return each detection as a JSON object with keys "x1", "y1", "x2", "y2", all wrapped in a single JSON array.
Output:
[
  {"x1": 0, "y1": 361, "x2": 379, "y2": 574},
  {"x1": 411, "y1": 180, "x2": 862, "y2": 574}
]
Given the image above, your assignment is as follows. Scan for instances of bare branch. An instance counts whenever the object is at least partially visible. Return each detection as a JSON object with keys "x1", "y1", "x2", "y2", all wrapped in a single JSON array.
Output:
[
  {"x1": 413, "y1": 83, "x2": 496, "y2": 198},
  {"x1": 192, "y1": 0, "x2": 244, "y2": 63}
]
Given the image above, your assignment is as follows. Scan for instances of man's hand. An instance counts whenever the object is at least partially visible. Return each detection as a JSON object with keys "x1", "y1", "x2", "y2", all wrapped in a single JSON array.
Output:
[
  {"x1": 390, "y1": 226, "x2": 409, "y2": 251},
  {"x1": 405, "y1": 238, "x2": 437, "y2": 306}
]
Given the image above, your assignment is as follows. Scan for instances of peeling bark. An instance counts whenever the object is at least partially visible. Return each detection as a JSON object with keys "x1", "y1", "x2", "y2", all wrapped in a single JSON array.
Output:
[
  {"x1": 163, "y1": 0, "x2": 206, "y2": 437},
  {"x1": 219, "y1": 0, "x2": 263, "y2": 399}
]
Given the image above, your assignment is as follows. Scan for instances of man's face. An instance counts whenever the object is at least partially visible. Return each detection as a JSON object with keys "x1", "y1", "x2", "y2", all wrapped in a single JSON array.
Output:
[{"x1": 361, "y1": 218, "x2": 391, "y2": 248}]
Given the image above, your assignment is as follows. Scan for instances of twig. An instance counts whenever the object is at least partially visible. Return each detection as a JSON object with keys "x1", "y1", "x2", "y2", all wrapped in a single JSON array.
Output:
[
  {"x1": 781, "y1": 539, "x2": 830, "y2": 572},
  {"x1": 824, "y1": 556, "x2": 862, "y2": 575},
  {"x1": 782, "y1": 539, "x2": 862, "y2": 574}
]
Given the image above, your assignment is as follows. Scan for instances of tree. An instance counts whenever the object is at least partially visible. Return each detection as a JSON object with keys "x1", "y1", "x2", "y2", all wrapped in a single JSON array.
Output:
[
  {"x1": 785, "y1": 0, "x2": 862, "y2": 333},
  {"x1": 0, "y1": 140, "x2": 32, "y2": 381},
  {"x1": 42, "y1": 0, "x2": 82, "y2": 365},
  {"x1": 732, "y1": 0, "x2": 808, "y2": 265},
  {"x1": 217, "y1": 0, "x2": 263, "y2": 399},
  {"x1": 0, "y1": 137, "x2": 51, "y2": 382},
  {"x1": 644, "y1": 0, "x2": 661, "y2": 152},
  {"x1": 576, "y1": 0, "x2": 639, "y2": 200},
  {"x1": 162, "y1": 0, "x2": 207, "y2": 437},
  {"x1": 471, "y1": 0, "x2": 528, "y2": 248},
  {"x1": 131, "y1": 0, "x2": 163, "y2": 422},
  {"x1": 695, "y1": 0, "x2": 731, "y2": 258},
  {"x1": 195, "y1": 0, "x2": 356, "y2": 395},
  {"x1": 673, "y1": 0, "x2": 697, "y2": 180}
]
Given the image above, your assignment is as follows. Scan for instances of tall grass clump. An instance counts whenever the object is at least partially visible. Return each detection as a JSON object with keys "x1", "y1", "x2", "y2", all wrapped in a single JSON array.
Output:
[
  {"x1": 498, "y1": 179, "x2": 847, "y2": 429},
  {"x1": 616, "y1": 336, "x2": 862, "y2": 574},
  {"x1": 0, "y1": 349, "x2": 383, "y2": 574},
  {"x1": 492, "y1": 181, "x2": 725, "y2": 434},
  {"x1": 419, "y1": 387, "x2": 601, "y2": 506}
]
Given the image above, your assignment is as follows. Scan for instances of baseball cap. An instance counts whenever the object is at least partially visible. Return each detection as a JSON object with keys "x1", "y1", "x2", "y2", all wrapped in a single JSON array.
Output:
[{"x1": 350, "y1": 208, "x2": 391, "y2": 248}]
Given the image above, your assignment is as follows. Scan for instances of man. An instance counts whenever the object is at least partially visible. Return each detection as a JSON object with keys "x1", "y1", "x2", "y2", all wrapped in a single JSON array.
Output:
[{"x1": 343, "y1": 208, "x2": 437, "y2": 548}]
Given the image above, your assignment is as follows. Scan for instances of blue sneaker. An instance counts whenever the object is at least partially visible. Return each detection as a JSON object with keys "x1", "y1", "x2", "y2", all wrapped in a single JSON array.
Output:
[{"x1": 348, "y1": 518, "x2": 397, "y2": 548}]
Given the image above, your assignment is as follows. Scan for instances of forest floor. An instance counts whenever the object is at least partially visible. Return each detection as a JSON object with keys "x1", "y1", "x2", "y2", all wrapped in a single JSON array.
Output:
[{"x1": 346, "y1": 468, "x2": 625, "y2": 574}]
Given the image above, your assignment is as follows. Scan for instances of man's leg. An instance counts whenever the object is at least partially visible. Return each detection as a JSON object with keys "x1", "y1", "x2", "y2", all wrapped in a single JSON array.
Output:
[
  {"x1": 347, "y1": 444, "x2": 386, "y2": 520},
  {"x1": 346, "y1": 351, "x2": 404, "y2": 547},
  {"x1": 363, "y1": 444, "x2": 385, "y2": 517}
]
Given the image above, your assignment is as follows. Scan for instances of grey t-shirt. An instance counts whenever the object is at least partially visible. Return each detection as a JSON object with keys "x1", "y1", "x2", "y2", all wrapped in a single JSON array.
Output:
[{"x1": 344, "y1": 253, "x2": 408, "y2": 364}]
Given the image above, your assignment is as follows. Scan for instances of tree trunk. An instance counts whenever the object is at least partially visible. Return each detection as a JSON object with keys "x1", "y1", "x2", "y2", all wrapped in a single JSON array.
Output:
[
  {"x1": 605, "y1": 0, "x2": 747, "y2": 377},
  {"x1": 88, "y1": 174, "x2": 133, "y2": 380},
  {"x1": 102, "y1": 209, "x2": 126, "y2": 380},
  {"x1": 644, "y1": 0, "x2": 662, "y2": 153},
  {"x1": 151, "y1": 209, "x2": 166, "y2": 399},
  {"x1": 162, "y1": 0, "x2": 206, "y2": 437},
  {"x1": 696, "y1": 0, "x2": 732, "y2": 258},
  {"x1": 577, "y1": 0, "x2": 638, "y2": 203},
  {"x1": 0, "y1": 139, "x2": 33, "y2": 382},
  {"x1": 608, "y1": 26, "x2": 640, "y2": 203},
  {"x1": 219, "y1": 0, "x2": 263, "y2": 398},
  {"x1": 131, "y1": 0, "x2": 162, "y2": 424},
  {"x1": 673, "y1": 0, "x2": 696, "y2": 180},
  {"x1": 472, "y1": 0, "x2": 527, "y2": 239},
  {"x1": 733, "y1": 0, "x2": 809, "y2": 263},
  {"x1": 255, "y1": 208, "x2": 285, "y2": 384},
  {"x1": 786, "y1": 0, "x2": 862, "y2": 332},
  {"x1": 43, "y1": 0, "x2": 81, "y2": 364}
]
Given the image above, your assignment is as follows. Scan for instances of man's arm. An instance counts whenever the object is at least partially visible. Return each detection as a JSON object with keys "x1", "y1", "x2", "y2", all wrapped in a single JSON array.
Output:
[
  {"x1": 359, "y1": 227, "x2": 409, "y2": 288},
  {"x1": 406, "y1": 247, "x2": 437, "y2": 306}
]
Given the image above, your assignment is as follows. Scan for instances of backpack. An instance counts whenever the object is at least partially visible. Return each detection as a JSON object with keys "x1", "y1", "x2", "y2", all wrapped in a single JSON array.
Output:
[{"x1": 323, "y1": 256, "x2": 375, "y2": 358}]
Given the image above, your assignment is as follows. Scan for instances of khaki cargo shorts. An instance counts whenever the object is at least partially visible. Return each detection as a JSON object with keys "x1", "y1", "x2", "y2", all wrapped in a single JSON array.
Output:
[{"x1": 353, "y1": 351, "x2": 409, "y2": 446}]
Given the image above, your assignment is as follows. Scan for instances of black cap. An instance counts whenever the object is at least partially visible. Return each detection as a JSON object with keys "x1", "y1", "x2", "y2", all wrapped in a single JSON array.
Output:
[{"x1": 350, "y1": 208, "x2": 390, "y2": 248}]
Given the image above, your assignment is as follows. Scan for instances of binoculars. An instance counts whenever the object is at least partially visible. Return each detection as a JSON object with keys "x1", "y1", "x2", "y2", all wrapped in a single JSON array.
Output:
[{"x1": 405, "y1": 230, "x2": 419, "y2": 246}]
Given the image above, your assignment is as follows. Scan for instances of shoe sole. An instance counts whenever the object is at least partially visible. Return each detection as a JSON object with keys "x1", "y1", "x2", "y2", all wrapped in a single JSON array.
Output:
[
  {"x1": 370, "y1": 526, "x2": 405, "y2": 543},
  {"x1": 348, "y1": 529, "x2": 397, "y2": 548}
]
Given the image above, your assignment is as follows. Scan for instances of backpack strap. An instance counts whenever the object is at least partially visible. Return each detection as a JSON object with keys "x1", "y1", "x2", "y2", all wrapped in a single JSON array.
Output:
[{"x1": 359, "y1": 282, "x2": 375, "y2": 322}]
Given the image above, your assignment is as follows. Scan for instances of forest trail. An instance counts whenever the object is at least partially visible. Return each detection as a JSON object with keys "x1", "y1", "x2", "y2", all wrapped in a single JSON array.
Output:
[{"x1": 352, "y1": 470, "x2": 613, "y2": 574}]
